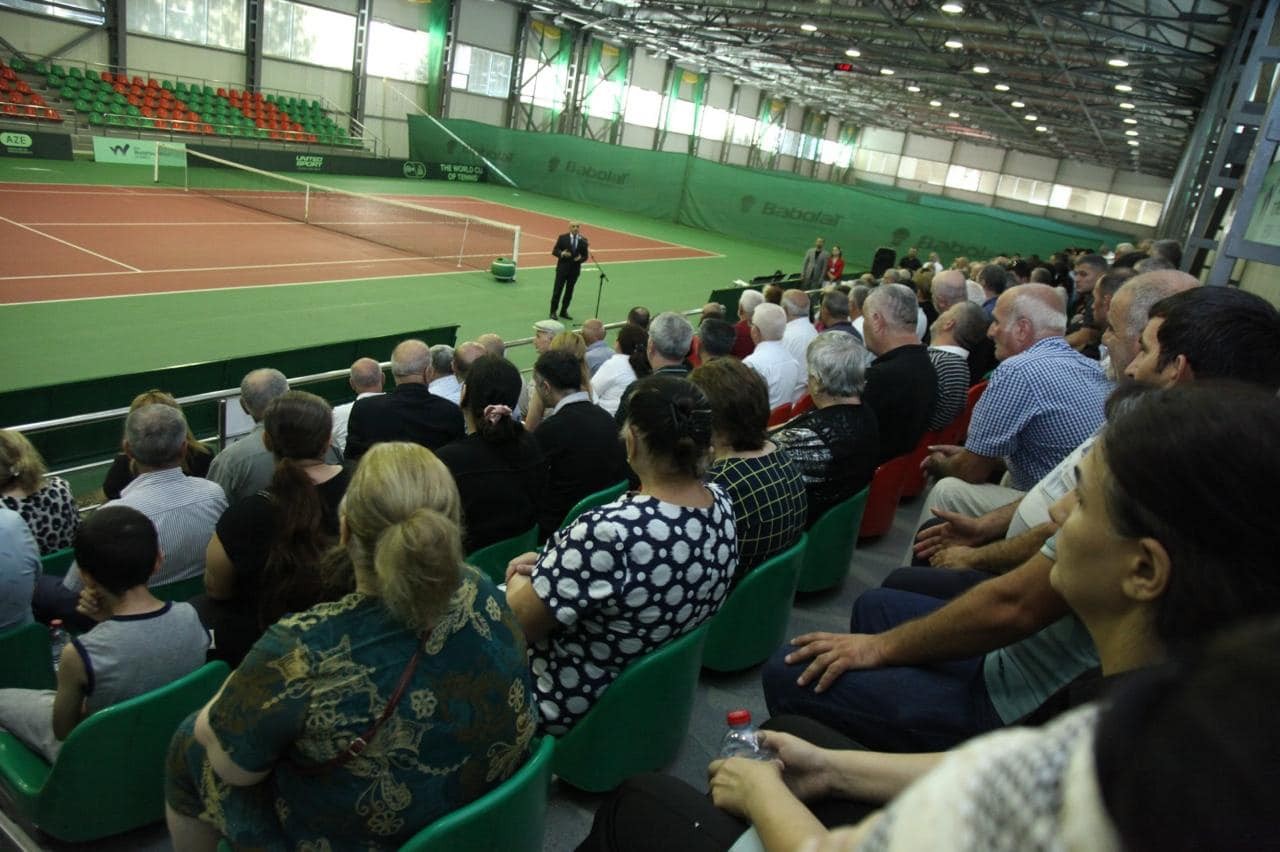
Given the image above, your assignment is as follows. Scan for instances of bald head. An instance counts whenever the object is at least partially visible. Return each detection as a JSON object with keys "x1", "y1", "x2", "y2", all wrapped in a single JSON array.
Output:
[
  {"x1": 932, "y1": 270, "x2": 967, "y2": 312},
  {"x1": 700, "y1": 302, "x2": 727, "y2": 323},
  {"x1": 240, "y1": 368, "x2": 289, "y2": 420},
  {"x1": 989, "y1": 284, "x2": 1067, "y2": 361},
  {"x1": 390, "y1": 339, "x2": 431, "y2": 383},
  {"x1": 452, "y1": 341, "x2": 486, "y2": 382},
  {"x1": 348, "y1": 357, "x2": 384, "y2": 393},
  {"x1": 476, "y1": 333, "x2": 506, "y2": 358},
  {"x1": 782, "y1": 289, "x2": 811, "y2": 319},
  {"x1": 581, "y1": 319, "x2": 605, "y2": 344}
]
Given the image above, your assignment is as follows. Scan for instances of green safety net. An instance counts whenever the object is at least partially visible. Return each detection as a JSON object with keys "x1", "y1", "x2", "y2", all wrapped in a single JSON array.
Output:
[{"x1": 408, "y1": 117, "x2": 1134, "y2": 264}]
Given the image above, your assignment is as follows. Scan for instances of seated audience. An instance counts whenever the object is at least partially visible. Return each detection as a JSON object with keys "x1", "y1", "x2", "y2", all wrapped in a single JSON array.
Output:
[
  {"x1": 817, "y1": 290, "x2": 860, "y2": 340},
  {"x1": 197, "y1": 392, "x2": 349, "y2": 667},
  {"x1": 770, "y1": 333, "x2": 879, "y2": 527},
  {"x1": 689, "y1": 358, "x2": 806, "y2": 584},
  {"x1": 781, "y1": 289, "x2": 818, "y2": 369},
  {"x1": 505, "y1": 375, "x2": 735, "y2": 735},
  {"x1": 532, "y1": 350, "x2": 629, "y2": 539},
  {"x1": 613, "y1": 312, "x2": 694, "y2": 425},
  {"x1": 437, "y1": 355, "x2": 545, "y2": 554},
  {"x1": 579, "y1": 382, "x2": 1280, "y2": 852},
  {"x1": 426, "y1": 344, "x2": 462, "y2": 405},
  {"x1": 102, "y1": 390, "x2": 213, "y2": 501},
  {"x1": 0, "y1": 507, "x2": 39, "y2": 631},
  {"x1": 591, "y1": 323, "x2": 650, "y2": 417},
  {"x1": 1, "y1": 429, "x2": 80, "y2": 555},
  {"x1": 697, "y1": 318, "x2": 738, "y2": 362},
  {"x1": 329, "y1": 359, "x2": 385, "y2": 455},
  {"x1": 744, "y1": 302, "x2": 805, "y2": 409},
  {"x1": 0, "y1": 506, "x2": 208, "y2": 763},
  {"x1": 344, "y1": 340, "x2": 465, "y2": 462},
  {"x1": 165, "y1": 442, "x2": 535, "y2": 850},
  {"x1": 732, "y1": 290, "x2": 763, "y2": 359},
  {"x1": 924, "y1": 302, "x2": 986, "y2": 430},
  {"x1": 582, "y1": 319, "x2": 612, "y2": 376},
  {"x1": 626, "y1": 305, "x2": 651, "y2": 330},
  {"x1": 523, "y1": 330, "x2": 592, "y2": 431},
  {"x1": 860, "y1": 284, "x2": 937, "y2": 461}
]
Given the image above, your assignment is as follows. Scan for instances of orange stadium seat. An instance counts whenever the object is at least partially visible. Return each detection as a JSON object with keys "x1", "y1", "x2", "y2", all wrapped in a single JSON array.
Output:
[{"x1": 859, "y1": 453, "x2": 914, "y2": 539}]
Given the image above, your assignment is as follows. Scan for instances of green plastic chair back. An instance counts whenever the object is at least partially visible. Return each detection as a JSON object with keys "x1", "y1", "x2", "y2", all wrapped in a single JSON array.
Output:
[
  {"x1": 39, "y1": 547, "x2": 75, "y2": 578},
  {"x1": 68, "y1": 66, "x2": 83, "y2": 78},
  {"x1": 0, "y1": 623, "x2": 56, "y2": 691},
  {"x1": 702, "y1": 533, "x2": 807, "y2": 672},
  {"x1": 399, "y1": 736, "x2": 554, "y2": 852},
  {"x1": 153, "y1": 575, "x2": 205, "y2": 602},
  {"x1": 795, "y1": 486, "x2": 870, "y2": 593},
  {"x1": 553, "y1": 623, "x2": 709, "y2": 792},
  {"x1": 0, "y1": 661, "x2": 228, "y2": 843},
  {"x1": 465, "y1": 524, "x2": 538, "y2": 586},
  {"x1": 559, "y1": 480, "x2": 628, "y2": 530}
]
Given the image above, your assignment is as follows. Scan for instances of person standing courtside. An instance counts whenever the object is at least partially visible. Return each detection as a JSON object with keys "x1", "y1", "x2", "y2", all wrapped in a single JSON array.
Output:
[{"x1": 550, "y1": 221, "x2": 589, "y2": 321}]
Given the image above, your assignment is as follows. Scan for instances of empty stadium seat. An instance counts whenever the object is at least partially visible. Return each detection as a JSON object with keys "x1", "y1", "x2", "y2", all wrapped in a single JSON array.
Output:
[
  {"x1": 859, "y1": 453, "x2": 915, "y2": 539},
  {"x1": 560, "y1": 479, "x2": 628, "y2": 530},
  {"x1": 702, "y1": 533, "x2": 807, "y2": 672},
  {"x1": 465, "y1": 525, "x2": 539, "y2": 586},
  {"x1": 0, "y1": 623, "x2": 56, "y2": 691},
  {"x1": 796, "y1": 487, "x2": 871, "y2": 593}
]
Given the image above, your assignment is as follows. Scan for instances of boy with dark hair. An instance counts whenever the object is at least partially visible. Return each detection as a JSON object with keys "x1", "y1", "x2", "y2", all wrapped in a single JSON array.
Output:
[{"x1": 0, "y1": 505, "x2": 209, "y2": 762}]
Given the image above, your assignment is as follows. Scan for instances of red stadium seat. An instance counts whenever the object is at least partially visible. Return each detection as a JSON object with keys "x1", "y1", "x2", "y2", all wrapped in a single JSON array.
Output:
[
  {"x1": 140, "y1": 106, "x2": 154, "y2": 117},
  {"x1": 115, "y1": 72, "x2": 129, "y2": 85},
  {"x1": 216, "y1": 87, "x2": 227, "y2": 97},
  {"x1": 10, "y1": 92, "x2": 24, "y2": 104},
  {"x1": 767, "y1": 404, "x2": 792, "y2": 428},
  {"x1": 152, "y1": 118, "x2": 168, "y2": 129},
  {"x1": 791, "y1": 393, "x2": 815, "y2": 416},
  {"x1": 16, "y1": 81, "x2": 31, "y2": 94},
  {"x1": 859, "y1": 453, "x2": 914, "y2": 539},
  {"x1": 30, "y1": 93, "x2": 45, "y2": 106},
  {"x1": 46, "y1": 108, "x2": 62, "y2": 121},
  {"x1": 131, "y1": 76, "x2": 144, "y2": 87},
  {"x1": 201, "y1": 123, "x2": 214, "y2": 134},
  {"x1": 147, "y1": 78, "x2": 160, "y2": 89}
]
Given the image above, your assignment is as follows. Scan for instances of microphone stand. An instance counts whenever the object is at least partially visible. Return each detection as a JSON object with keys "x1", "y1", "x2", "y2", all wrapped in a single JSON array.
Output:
[{"x1": 591, "y1": 253, "x2": 610, "y2": 318}]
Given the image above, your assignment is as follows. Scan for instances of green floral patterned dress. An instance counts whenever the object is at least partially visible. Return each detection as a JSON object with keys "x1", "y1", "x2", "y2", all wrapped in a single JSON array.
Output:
[{"x1": 166, "y1": 568, "x2": 535, "y2": 850}]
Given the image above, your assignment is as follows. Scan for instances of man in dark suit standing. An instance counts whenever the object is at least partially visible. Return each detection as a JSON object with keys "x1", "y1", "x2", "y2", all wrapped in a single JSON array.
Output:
[
  {"x1": 344, "y1": 338, "x2": 464, "y2": 462},
  {"x1": 549, "y1": 221, "x2": 589, "y2": 321},
  {"x1": 531, "y1": 349, "x2": 628, "y2": 537}
]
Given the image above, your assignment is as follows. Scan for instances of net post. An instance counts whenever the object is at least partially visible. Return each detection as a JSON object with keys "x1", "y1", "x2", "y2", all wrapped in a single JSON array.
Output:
[
  {"x1": 512, "y1": 226, "x2": 521, "y2": 265},
  {"x1": 457, "y1": 220, "x2": 470, "y2": 268},
  {"x1": 304, "y1": 185, "x2": 311, "y2": 224},
  {"x1": 152, "y1": 142, "x2": 159, "y2": 183}
]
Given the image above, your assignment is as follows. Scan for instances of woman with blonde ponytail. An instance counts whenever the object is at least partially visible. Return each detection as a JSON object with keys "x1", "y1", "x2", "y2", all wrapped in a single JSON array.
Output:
[{"x1": 165, "y1": 442, "x2": 536, "y2": 851}]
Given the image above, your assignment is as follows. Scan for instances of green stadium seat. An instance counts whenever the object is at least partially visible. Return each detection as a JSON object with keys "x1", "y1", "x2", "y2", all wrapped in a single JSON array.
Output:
[
  {"x1": 39, "y1": 547, "x2": 75, "y2": 578},
  {"x1": 33, "y1": 61, "x2": 50, "y2": 75},
  {"x1": 398, "y1": 737, "x2": 555, "y2": 852},
  {"x1": 59, "y1": 86, "x2": 75, "y2": 100},
  {"x1": 175, "y1": 81, "x2": 188, "y2": 94},
  {"x1": 796, "y1": 486, "x2": 870, "y2": 593},
  {"x1": 702, "y1": 533, "x2": 808, "y2": 672},
  {"x1": 68, "y1": 66, "x2": 83, "y2": 78},
  {"x1": 161, "y1": 79, "x2": 174, "y2": 91},
  {"x1": 51, "y1": 64, "x2": 67, "y2": 77},
  {"x1": 63, "y1": 76, "x2": 81, "y2": 90},
  {"x1": 46, "y1": 74, "x2": 61, "y2": 88},
  {"x1": 153, "y1": 575, "x2": 204, "y2": 602},
  {"x1": 553, "y1": 624, "x2": 709, "y2": 792},
  {"x1": 559, "y1": 480, "x2": 627, "y2": 530},
  {"x1": 10, "y1": 58, "x2": 26, "y2": 72},
  {"x1": 0, "y1": 662, "x2": 228, "y2": 843},
  {"x1": 202, "y1": 84, "x2": 215, "y2": 96},
  {"x1": 465, "y1": 525, "x2": 538, "y2": 586},
  {"x1": 0, "y1": 623, "x2": 56, "y2": 691},
  {"x1": 126, "y1": 104, "x2": 140, "y2": 116},
  {"x1": 105, "y1": 114, "x2": 125, "y2": 126},
  {"x1": 74, "y1": 99, "x2": 90, "y2": 112}
]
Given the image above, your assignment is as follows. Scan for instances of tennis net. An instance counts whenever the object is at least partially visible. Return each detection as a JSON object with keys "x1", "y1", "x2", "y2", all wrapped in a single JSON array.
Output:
[{"x1": 153, "y1": 143, "x2": 520, "y2": 270}]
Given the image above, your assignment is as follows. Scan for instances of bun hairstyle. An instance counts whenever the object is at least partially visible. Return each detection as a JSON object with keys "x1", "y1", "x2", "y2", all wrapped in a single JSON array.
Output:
[
  {"x1": 616, "y1": 323, "x2": 652, "y2": 379},
  {"x1": 624, "y1": 375, "x2": 713, "y2": 480},
  {"x1": 460, "y1": 354, "x2": 523, "y2": 445},
  {"x1": 340, "y1": 442, "x2": 464, "y2": 631}
]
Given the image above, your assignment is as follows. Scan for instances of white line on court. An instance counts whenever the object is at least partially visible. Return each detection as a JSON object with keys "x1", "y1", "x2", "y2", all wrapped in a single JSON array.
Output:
[{"x1": 0, "y1": 215, "x2": 141, "y2": 272}]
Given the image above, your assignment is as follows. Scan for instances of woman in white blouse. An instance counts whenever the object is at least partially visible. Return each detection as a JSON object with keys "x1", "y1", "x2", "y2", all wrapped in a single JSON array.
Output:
[{"x1": 590, "y1": 323, "x2": 651, "y2": 416}]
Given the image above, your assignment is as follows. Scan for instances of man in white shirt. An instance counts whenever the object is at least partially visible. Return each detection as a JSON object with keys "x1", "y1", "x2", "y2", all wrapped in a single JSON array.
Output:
[
  {"x1": 330, "y1": 357, "x2": 385, "y2": 454},
  {"x1": 426, "y1": 344, "x2": 461, "y2": 405},
  {"x1": 744, "y1": 302, "x2": 804, "y2": 409},
  {"x1": 780, "y1": 288, "x2": 818, "y2": 369}
]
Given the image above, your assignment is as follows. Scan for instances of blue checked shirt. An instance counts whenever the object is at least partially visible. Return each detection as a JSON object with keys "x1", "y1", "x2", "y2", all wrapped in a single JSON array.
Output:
[{"x1": 965, "y1": 337, "x2": 1111, "y2": 491}]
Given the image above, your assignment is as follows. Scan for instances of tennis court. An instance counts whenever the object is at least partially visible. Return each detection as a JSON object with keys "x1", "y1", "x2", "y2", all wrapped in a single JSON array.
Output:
[{"x1": 0, "y1": 178, "x2": 714, "y2": 305}]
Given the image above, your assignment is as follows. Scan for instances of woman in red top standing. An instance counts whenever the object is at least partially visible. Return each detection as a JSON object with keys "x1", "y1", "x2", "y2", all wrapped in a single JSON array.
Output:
[{"x1": 825, "y1": 245, "x2": 845, "y2": 283}]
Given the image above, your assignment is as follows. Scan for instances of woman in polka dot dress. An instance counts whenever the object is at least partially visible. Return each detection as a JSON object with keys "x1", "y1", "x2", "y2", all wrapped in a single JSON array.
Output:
[{"x1": 505, "y1": 375, "x2": 738, "y2": 735}]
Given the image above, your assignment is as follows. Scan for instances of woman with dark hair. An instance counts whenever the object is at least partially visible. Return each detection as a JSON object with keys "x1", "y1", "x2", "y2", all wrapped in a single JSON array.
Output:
[
  {"x1": 198, "y1": 391, "x2": 348, "y2": 666},
  {"x1": 825, "y1": 246, "x2": 845, "y2": 283},
  {"x1": 506, "y1": 375, "x2": 736, "y2": 735},
  {"x1": 689, "y1": 358, "x2": 806, "y2": 585},
  {"x1": 436, "y1": 354, "x2": 545, "y2": 554},
  {"x1": 166, "y1": 442, "x2": 535, "y2": 851},
  {"x1": 101, "y1": 389, "x2": 213, "y2": 500},
  {"x1": 591, "y1": 323, "x2": 652, "y2": 416},
  {"x1": 578, "y1": 382, "x2": 1280, "y2": 851}
]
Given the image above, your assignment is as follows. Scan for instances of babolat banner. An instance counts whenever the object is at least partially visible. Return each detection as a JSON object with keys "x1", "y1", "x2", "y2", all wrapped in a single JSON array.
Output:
[
  {"x1": 0, "y1": 130, "x2": 73, "y2": 160},
  {"x1": 408, "y1": 115, "x2": 1132, "y2": 262},
  {"x1": 186, "y1": 145, "x2": 487, "y2": 182}
]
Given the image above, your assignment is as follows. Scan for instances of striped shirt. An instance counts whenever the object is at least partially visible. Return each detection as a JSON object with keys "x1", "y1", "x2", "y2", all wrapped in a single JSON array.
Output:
[
  {"x1": 965, "y1": 337, "x2": 1111, "y2": 490},
  {"x1": 63, "y1": 467, "x2": 227, "y2": 592},
  {"x1": 926, "y1": 348, "x2": 972, "y2": 430}
]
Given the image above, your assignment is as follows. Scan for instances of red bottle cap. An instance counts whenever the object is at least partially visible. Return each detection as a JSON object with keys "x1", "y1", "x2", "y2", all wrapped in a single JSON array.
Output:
[{"x1": 727, "y1": 710, "x2": 752, "y2": 726}]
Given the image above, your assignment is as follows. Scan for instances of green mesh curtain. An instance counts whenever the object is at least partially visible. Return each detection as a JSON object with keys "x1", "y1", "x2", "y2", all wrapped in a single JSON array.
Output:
[{"x1": 421, "y1": 0, "x2": 451, "y2": 116}]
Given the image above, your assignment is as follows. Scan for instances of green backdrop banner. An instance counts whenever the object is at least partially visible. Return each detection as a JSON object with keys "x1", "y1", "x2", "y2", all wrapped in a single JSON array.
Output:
[{"x1": 408, "y1": 117, "x2": 1132, "y2": 264}]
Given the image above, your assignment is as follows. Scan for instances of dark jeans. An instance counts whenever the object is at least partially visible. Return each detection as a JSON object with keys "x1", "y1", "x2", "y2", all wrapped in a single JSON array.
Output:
[
  {"x1": 574, "y1": 716, "x2": 877, "y2": 852},
  {"x1": 761, "y1": 588, "x2": 1003, "y2": 753},
  {"x1": 32, "y1": 575, "x2": 95, "y2": 632},
  {"x1": 880, "y1": 566, "x2": 991, "y2": 600}
]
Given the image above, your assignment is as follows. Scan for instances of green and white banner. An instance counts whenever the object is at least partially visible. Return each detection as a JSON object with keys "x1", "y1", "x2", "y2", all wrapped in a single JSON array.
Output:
[{"x1": 92, "y1": 137, "x2": 186, "y2": 167}]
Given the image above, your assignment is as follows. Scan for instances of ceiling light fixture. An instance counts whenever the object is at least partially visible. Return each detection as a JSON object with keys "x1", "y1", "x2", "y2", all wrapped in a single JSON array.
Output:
[
  {"x1": 929, "y1": 99, "x2": 942, "y2": 107},
  {"x1": 1011, "y1": 100, "x2": 1025, "y2": 108},
  {"x1": 845, "y1": 48, "x2": 861, "y2": 57},
  {"x1": 944, "y1": 39, "x2": 963, "y2": 49},
  {"x1": 1127, "y1": 139, "x2": 1140, "y2": 146},
  {"x1": 1024, "y1": 113, "x2": 1037, "y2": 120},
  {"x1": 941, "y1": 2, "x2": 964, "y2": 13},
  {"x1": 1125, "y1": 130, "x2": 1139, "y2": 136},
  {"x1": 880, "y1": 67, "x2": 895, "y2": 75},
  {"x1": 1115, "y1": 83, "x2": 1133, "y2": 92},
  {"x1": 948, "y1": 111, "x2": 960, "y2": 117},
  {"x1": 994, "y1": 83, "x2": 1010, "y2": 91},
  {"x1": 907, "y1": 84, "x2": 921, "y2": 92},
  {"x1": 1123, "y1": 117, "x2": 1138, "y2": 124},
  {"x1": 800, "y1": 22, "x2": 818, "y2": 32},
  {"x1": 1108, "y1": 57, "x2": 1130, "y2": 67},
  {"x1": 1035, "y1": 125, "x2": 1048, "y2": 132},
  {"x1": 972, "y1": 64, "x2": 990, "y2": 74},
  {"x1": 1119, "y1": 101, "x2": 1136, "y2": 109}
]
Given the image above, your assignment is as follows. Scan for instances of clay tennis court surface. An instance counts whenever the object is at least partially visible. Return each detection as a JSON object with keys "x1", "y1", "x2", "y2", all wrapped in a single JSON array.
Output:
[{"x1": 0, "y1": 182, "x2": 715, "y2": 304}]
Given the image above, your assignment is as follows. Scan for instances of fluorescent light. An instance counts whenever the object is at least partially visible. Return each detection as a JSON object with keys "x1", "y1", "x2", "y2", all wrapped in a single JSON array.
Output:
[
  {"x1": 845, "y1": 48, "x2": 861, "y2": 57},
  {"x1": 1035, "y1": 125, "x2": 1047, "y2": 132},
  {"x1": 994, "y1": 83, "x2": 1010, "y2": 91},
  {"x1": 941, "y1": 2, "x2": 964, "y2": 13},
  {"x1": 880, "y1": 67, "x2": 895, "y2": 75},
  {"x1": 1123, "y1": 117, "x2": 1138, "y2": 124},
  {"x1": 1127, "y1": 139, "x2": 1140, "y2": 146},
  {"x1": 929, "y1": 99, "x2": 942, "y2": 107},
  {"x1": 907, "y1": 84, "x2": 921, "y2": 92},
  {"x1": 944, "y1": 39, "x2": 963, "y2": 49},
  {"x1": 1125, "y1": 130, "x2": 1139, "y2": 136},
  {"x1": 1024, "y1": 113, "x2": 1037, "y2": 120},
  {"x1": 948, "y1": 111, "x2": 960, "y2": 117},
  {"x1": 972, "y1": 64, "x2": 990, "y2": 74},
  {"x1": 1108, "y1": 57, "x2": 1130, "y2": 68},
  {"x1": 800, "y1": 22, "x2": 818, "y2": 32},
  {"x1": 1119, "y1": 101, "x2": 1135, "y2": 109},
  {"x1": 1011, "y1": 100, "x2": 1025, "y2": 108},
  {"x1": 1115, "y1": 83, "x2": 1133, "y2": 92}
]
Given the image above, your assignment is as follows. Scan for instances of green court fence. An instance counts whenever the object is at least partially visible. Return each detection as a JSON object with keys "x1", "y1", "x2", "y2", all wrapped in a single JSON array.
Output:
[{"x1": 409, "y1": 117, "x2": 1133, "y2": 267}]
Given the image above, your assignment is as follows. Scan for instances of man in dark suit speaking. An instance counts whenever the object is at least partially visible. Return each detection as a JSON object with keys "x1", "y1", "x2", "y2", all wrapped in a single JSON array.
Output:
[{"x1": 549, "y1": 221, "x2": 589, "y2": 321}]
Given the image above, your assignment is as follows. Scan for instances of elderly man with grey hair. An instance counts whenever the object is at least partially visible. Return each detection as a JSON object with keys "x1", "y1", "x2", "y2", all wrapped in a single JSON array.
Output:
[
  {"x1": 426, "y1": 344, "x2": 461, "y2": 405},
  {"x1": 581, "y1": 319, "x2": 612, "y2": 376},
  {"x1": 614, "y1": 311, "x2": 694, "y2": 426},
  {"x1": 330, "y1": 357, "x2": 385, "y2": 454},
  {"x1": 919, "y1": 283, "x2": 1111, "y2": 522},
  {"x1": 924, "y1": 302, "x2": 985, "y2": 431},
  {"x1": 35, "y1": 404, "x2": 228, "y2": 626},
  {"x1": 208, "y1": 367, "x2": 340, "y2": 504},
  {"x1": 345, "y1": 338, "x2": 464, "y2": 461},
  {"x1": 860, "y1": 283, "x2": 938, "y2": 461},
  {"x1": 733, "y1": 289, "x2": 764, "y2": 359},
  {"x1": 745, "y1": 302, "x2": 805, "y2": 409},
  {"x1": 780, "y1": 288, "x2": 818, "y2": 369},
  {"x1": 770, "y1": 332, "x2": 880, "y2": 526}
]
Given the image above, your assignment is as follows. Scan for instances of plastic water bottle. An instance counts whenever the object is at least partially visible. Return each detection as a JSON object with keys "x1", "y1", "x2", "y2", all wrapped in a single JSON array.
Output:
[
  {"x1": 719, "y1": 710, "x2": 775, "y2": 760},
  {"x1": 49, "y1": 619, "x2": 69, "y2": 672}
]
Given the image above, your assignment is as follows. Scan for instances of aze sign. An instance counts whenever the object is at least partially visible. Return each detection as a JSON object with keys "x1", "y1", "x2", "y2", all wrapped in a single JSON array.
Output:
[{"x1": 1, "y1": 132, "x2": 32, "y2": 150}]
